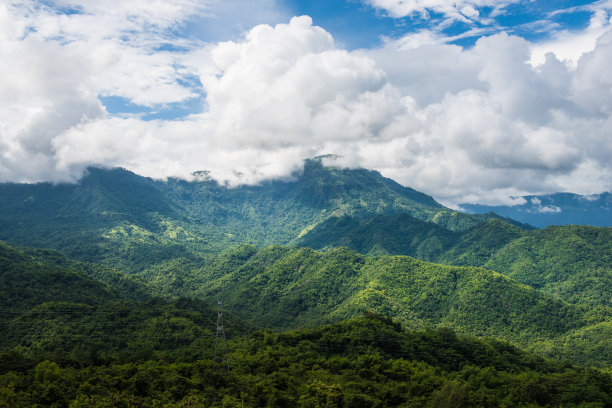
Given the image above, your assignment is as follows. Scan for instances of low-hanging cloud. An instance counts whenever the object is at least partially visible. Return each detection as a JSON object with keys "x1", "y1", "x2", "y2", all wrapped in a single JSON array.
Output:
[{"x1": 1, "y1": 3, "x2": 612, "y2": 206}]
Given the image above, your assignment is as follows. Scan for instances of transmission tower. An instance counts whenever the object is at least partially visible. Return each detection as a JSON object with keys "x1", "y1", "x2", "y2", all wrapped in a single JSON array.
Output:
[{"x1": 213, "y1": 296, "x2": 229, "y2": 371}]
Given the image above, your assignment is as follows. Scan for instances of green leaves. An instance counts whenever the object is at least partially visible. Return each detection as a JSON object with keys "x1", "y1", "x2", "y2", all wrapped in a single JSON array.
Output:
[{"x1": 1, "y1": 313, "x2": 610, "y2": 407}]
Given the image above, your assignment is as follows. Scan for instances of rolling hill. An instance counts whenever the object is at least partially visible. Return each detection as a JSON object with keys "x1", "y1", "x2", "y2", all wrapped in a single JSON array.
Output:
[
  {"x1": 2, "y1": 312, "x2": 610, "y2": 407},
  {"x1": 298, "y1": 216, "x2": 612, "y2": 310},
  {"x1": 0, "y1": 241, "x2": 251, "y2": 372},
  {"x1": 2, "y1": 240, "x2": 609, "y2": 406},
  {"x1": 135, "y1": 244, "x2": 611, "y2": 367}
]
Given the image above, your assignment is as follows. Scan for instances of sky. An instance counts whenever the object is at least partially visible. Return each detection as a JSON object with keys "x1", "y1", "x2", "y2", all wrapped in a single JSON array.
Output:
[{"x1": 1, "y1": 0, "x2": 611, "y2": 206}]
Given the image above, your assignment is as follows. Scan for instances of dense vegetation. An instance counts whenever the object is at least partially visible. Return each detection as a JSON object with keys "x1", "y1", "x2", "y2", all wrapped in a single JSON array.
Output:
[
  {"x1": 295, "y1": 213, "x2": 458, "y2": 261},
  {"x1": 0, "y1": 241, "x2": 251, "y2": 372},
  {"x1": 299, "y1": 217, "x2": 612, "y2": 309},
  {"x1": 0, "y1": 160, "x2": 510, "y2": 273},
  {"x1": 483, "y1": 225, "x2": 612, "y2": 307},
  {"x1": 1, "y1": 160, "x2": 611, "y2": 405},
  {"x1": 2, "y1": 309, "x2": 610, "y2": 407},
  {"x1": 118, "y1": 244, "x2": 609, "y2": 367}
]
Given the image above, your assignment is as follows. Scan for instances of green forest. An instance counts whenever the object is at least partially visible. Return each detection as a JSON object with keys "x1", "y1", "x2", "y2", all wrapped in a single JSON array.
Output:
[{"x1": 0, "y1": 161, "x2": 610, "y2": 406}]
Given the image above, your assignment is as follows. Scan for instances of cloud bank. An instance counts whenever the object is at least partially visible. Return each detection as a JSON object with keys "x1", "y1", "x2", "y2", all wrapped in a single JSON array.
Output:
[{"x1": 1, "y1": 2, "x2": 612, "y2": 206}]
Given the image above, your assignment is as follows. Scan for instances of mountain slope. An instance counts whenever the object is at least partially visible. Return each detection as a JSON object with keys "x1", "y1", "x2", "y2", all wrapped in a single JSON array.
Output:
[
  {"x1": 483, "y1": 225, "x2": 612, "y2": 308},
  {"x1": 298, "y1": 215, "x2": 611, "y2": 310},
  {"x1": 295, "y1": 213, "x2": 458, "y2": 260},
  {"x1": 147, "y1": 244, "x2": 609, "y2": 367},
  {"x1": 0, "y1": 241, "x2": 252, "y2": 372},
  {"x1": 437, "y1": 218, "x2": 527, "y2": 267},
  {"x1": 0, "y1": 167, "x2": 196, "y2": 272},
  {"x1": 0, "y1": 241, "x2": 122, "y2": 312},
  {"x1": 156, "y1": 157, "x2": 500, "y2": 243},
  {"x1": 295, "y1": 214, "x2": 529, "y2": 265},
  {"x1": 0, "y1": 160, "x2": 513, "y2": 272},
  {"x1": 5, "y1": 241, "x2": 607, "y2": 407}
]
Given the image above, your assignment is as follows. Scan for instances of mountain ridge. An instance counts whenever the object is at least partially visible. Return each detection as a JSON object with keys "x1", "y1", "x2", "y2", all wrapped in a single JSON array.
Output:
[
  {"x1": 137, "y1": 243, "x2": 610, "y2": 367},
  {"x1": 0, "y1": 160, "x2": 521, "y2": 272}
]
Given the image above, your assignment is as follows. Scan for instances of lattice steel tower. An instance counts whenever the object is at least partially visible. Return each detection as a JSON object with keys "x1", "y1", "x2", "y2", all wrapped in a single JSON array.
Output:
[{"x1": 213, "y1": 296, "x2": 229, "y2": 371}]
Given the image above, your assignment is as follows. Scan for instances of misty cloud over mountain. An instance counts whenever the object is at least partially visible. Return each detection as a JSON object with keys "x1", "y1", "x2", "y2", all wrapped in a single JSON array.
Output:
[{"x1": 1, "y1": 2, "x2": 611, "y2": 205}]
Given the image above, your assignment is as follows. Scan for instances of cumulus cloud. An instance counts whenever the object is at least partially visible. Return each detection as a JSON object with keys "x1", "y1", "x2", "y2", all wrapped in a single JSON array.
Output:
[
  {"x1": 0, "y1": 3, "x2": 104, "y2": 182},
  {"x1": 14, "y1": 0, "x2": 205, "y2": 106},
  {"x1": 531, "y1": 5, "x2": 612, "y2": 66},
  {"x1": 1, "y1": 2, "x2": 612, "y2": 206}
]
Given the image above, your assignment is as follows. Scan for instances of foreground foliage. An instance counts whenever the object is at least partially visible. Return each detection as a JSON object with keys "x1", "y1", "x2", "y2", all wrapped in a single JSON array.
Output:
[{"x1": 1, "y1": 313, "x2": 610, "y2": 407}]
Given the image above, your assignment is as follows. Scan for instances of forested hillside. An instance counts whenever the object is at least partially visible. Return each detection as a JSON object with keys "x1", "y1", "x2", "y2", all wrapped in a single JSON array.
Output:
[
  {"x1": 125, "y1": 244, "x2": 610, "y2": 367},
  {"x1": 483, "y1": 225, "x2": 612, "y2": 308},
  {"x1": 1, "y1": 161, "x2": 611, "y2": 405},
  {"x1": 295, "y1": 213, "x2": 459, "y2": 261},
  {"x1": 0, "y1": 160, "x2": 512, "y2": 273},
  {"x1": 2, "y1": 309, "x2": 610, "y2": 407},
  {"x1": 0, "y1": 241, "x2": 251, "y2": 372},
  {"x1": 299, "y1": 217, "x2": 612, "y2": 309}
]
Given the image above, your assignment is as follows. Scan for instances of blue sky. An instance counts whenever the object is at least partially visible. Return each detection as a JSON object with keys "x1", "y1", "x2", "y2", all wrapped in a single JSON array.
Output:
[
  {"x1": 102, "y1": 0, "x2": 609, "y2": 120},
  {"x1": 1, "y1": 0, "x2": 611, "y2": 205},
  {"x1": 288, "y1": 0, "x2": 596, "y2": 47}
]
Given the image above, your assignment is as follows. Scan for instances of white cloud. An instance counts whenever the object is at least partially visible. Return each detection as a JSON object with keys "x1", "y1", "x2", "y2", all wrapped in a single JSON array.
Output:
[
  {"x1": 531, "y1": 6, "x2": 612, "y2": 66},
  {"x1": 1, "y1": 3, "x2": 612, "y2": 206},
  {"x1": 581, "y1": 193, "x2": 601, "y2": 202},
  {"x1": 364, "y1": 0, "x2": 519, "y2": 22},
  {"x1": 16, "y1": 0, "x2": 207, "y2": 107},
  {"x1": 358, "y1": 37, "x2": 485, "y2": 107},
  {"x1": 528, "y1": 198, "x2": 561, "y2": 213},
  {"x1": 0, "y1": 9, "x2": 104, "y2": 182},
  {"x1": 535, "y1": 205, "x2": 562, "y2": 214}
]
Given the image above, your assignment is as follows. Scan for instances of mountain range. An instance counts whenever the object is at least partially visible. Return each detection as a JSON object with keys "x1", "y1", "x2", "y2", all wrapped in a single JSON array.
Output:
[
  {"x1": 461, "y1": 192, "x2": 612, "y2": 228},
  {"x1": 0, "y1": 159, "x2": 610, "y2": 405},
  {"x1": 1, "y1": 240, "x2": 610, "y2": 406},
  {"x1": 0, "y1": 158, "x2": 523, "y2": 270}
]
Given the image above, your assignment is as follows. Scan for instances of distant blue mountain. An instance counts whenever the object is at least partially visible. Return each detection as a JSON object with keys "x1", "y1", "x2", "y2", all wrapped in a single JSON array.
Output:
[{"x1": 461, "y1": 192, "x2": 612, "y2": 228}]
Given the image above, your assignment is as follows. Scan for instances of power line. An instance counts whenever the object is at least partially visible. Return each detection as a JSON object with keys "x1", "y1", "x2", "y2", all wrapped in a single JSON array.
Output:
[{"x1": 213, "y1": 296, "x2": 230, "y2": 371}]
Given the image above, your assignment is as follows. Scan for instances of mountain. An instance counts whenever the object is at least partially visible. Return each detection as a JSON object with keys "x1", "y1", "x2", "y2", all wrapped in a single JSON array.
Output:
[
  {"x1": 2, "y1": 241, "x2": 609, "y2": 406},
  {"x1": 295, "y1": 213, "x2": 458, "y2": 260},
  {"x1": 0, "y1": 167, "x2": 195, "y2": 272},
  {"x1": 1, "y1": 162, "x2": 610, "y2": 365},
  {"x1": 295, "y1": 214, "x2": 530, "y2": 264},
  {"x1": 4, "y1": 237, "x2": 606, "y2": 368},
  {"x1": 0, "y1": 241, "x2": 121, "y2": 312},
  {"x1": 437, "y1": 218, "x2": 527, "y2": 267},
  {"x1": 482, "y1": 225, "x2": 612, "y2": 308},
  {"x1": 0, "y1": 159, "x2": 514, "y2": 272},
  {"x1": 461, "y1": 192, "x2": 612, "y2": 227}
]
